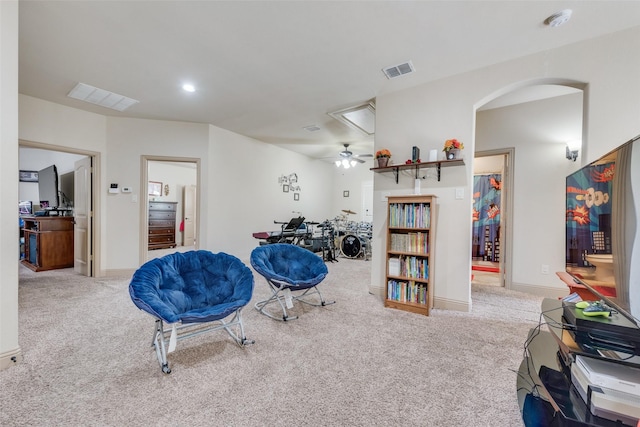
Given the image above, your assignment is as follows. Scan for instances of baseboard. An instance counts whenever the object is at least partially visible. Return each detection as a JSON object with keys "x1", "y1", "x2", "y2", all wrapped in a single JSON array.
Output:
[
  {"x1": 103, "y1": 269, "x2": 136, "y2": 278},
  {"x1": 0, "y1": 347, "x2": 22, "y2": 371},
  {"x1": 434, "y1": 296, "x2": 470, "y2": 312},
  {"x1": 370, "y1": 285, "x2": 471, "y2": 313},
  {"x1": 368, "y1": 285, "x2": 384, "y2": 298},
  {"x1": 511, "y1": 282, "x2": 567, "y2": 299}
]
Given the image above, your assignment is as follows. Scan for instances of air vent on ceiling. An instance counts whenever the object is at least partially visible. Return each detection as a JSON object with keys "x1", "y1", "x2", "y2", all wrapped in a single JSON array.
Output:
[
  {"x1": 67, "y1": 82, "x2": 139, "y2": 112},
  {"x1": 382, "y1": 61, "x2": 415, "y2": 79},
  {"x1": 303, "y1": 125, "x2": 321, "y2": 132}
]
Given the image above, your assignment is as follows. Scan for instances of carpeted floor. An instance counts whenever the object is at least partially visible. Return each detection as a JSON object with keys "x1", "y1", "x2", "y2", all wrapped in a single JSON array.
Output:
[{"x1": 2, "y1": 256, "x2": 542, "y2": 426}]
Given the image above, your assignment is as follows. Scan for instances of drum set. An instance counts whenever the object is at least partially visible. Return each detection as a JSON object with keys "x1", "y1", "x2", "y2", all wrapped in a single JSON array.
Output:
[
  {"x1": 252, "y1": 210, "x2": 372, "y2": 262},
  {"x1": 317, "y1": 210, "x2": 371, "y2": 261}
]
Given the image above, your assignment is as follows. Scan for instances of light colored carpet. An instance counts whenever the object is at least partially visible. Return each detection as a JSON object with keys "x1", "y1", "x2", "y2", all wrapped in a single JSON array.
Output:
[{"x1": 2, "y1": 256, "x2": 542, "y2": 426}]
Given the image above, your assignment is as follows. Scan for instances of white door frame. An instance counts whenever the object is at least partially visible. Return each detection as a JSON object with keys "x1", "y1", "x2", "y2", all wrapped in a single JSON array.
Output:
[
  {"x1": 474, "y1": 148, "x2": 514, "y2": 289},
  {"x1": 140, "y1": 155, "x2": 201, "y2": 264},
  {"x1": 19, "y1": 140, "x2": 100, "y2": 277}
]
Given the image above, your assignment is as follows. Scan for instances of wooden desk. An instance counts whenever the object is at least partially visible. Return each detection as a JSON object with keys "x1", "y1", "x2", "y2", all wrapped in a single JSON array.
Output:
[{"x1": 21, "y1": 216, "x2": 74, "y2": 271}]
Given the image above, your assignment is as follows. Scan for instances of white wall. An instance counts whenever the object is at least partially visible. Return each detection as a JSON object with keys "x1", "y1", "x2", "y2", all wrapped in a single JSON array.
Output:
[
  {"x1": 19, "y1": 95, "x2": 108, "y2": 274},
  {"x1": 373, "y1": 26, "x2": 640, "y2": 311},
  {"x1": 105, "y1": 117, "x2": 210, "y2": 270},
  {"x1": 476, "y1": 93, "x2": 583, "y2": 294},
  {"x1": 332, "y1": 160, "x2": 374, "y2": 222},
  {"x1": 0, "y1": 0, "x2": 20, "y2": 370},
  {"x1": 207, "y1": 124, "x2": 335, "y2": 261}
]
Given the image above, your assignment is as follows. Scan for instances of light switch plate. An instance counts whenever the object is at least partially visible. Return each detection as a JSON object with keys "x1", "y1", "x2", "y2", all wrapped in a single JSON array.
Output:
[
  {"x1": 455, "y1": 187, "x2": 464, "y2": 199},
  {"x1": 122, "y1": 187, "x2": 132, "y2": 193}
]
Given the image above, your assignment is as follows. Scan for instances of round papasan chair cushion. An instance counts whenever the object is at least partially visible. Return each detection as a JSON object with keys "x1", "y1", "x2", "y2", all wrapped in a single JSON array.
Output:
[{"x1": 129, "y1": 250, "x2": 254, "y2": 324}]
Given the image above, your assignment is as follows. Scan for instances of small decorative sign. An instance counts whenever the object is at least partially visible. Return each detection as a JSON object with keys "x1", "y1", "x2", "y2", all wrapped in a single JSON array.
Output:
[{"x1": 19, "y1": 170, "x2": 39, "y2": 182}]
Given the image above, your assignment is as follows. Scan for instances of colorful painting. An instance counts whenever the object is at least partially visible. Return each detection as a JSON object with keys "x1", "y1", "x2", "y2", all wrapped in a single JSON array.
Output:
[{"x1": 472, "y1": 174, "x2": 502, "y2": 262}]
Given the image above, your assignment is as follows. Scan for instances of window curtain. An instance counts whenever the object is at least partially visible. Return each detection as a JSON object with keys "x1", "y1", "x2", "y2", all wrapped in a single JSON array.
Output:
[{"x1": 472, "y1": 174, "x2": 502, "y2": 262}]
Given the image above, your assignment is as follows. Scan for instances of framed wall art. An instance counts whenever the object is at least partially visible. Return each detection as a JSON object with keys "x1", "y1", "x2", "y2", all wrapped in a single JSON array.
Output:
[
  {"x1": 19, "y1": 170, "x2": 39, "y2": 183},
  {"x1": 148, "y1": 181, "x2": 162, "y2": 197}
]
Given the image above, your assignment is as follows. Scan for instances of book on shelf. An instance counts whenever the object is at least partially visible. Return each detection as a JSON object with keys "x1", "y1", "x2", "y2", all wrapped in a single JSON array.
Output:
[
  {"x1": 387, "y1": 280, "x2": 428, "y2": 304},
  {"x1": 390, "y1": 255, "x2": 429, "y2": 279},
  {"x1": 389, "y1": 203, "x2": 431, "y2": 228},
  {"x1": 388, "y1": 258, "x2": 400, "y2": 276},
  {"x1": 390, "y1": 232, "x2": 429, "y2": 253}
]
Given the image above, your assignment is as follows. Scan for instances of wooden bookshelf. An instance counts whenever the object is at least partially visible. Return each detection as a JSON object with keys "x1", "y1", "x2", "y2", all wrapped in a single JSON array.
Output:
[{"x1": 384, "y1": 195, "x2": 436, "y2": 316}]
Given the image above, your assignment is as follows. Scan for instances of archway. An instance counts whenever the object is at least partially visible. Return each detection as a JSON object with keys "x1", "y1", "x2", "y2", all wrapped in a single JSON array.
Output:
[{"x1": 473, "y1": 80, "x2": 585, "y2": 294}]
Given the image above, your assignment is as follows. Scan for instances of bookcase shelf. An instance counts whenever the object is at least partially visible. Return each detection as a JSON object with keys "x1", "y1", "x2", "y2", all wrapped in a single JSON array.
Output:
[{"x1": 385, "y1": 195, "x2": 436, "y2": 316}]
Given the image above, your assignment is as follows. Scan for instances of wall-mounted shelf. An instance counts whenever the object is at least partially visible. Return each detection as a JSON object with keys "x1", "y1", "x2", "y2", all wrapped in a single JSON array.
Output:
[{"x1": 370, "y1": 159, "x2": 464, "y2": 183}]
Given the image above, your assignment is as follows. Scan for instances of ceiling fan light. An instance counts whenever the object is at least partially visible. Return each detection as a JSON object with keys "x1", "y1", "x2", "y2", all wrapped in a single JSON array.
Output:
[
  {"x1": 342, "y1": 159, "x2": 350, "y2": 168},
  {"x1": 335, "y1": 160, "x2": 341, "y2": 167},
  {"x1": 350, "y1": 160, "x2": 357, "y2": 167}
]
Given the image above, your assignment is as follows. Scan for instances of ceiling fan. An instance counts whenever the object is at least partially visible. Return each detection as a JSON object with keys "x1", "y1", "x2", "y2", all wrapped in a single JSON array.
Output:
[{"x1": 335, "y1": 144, "x2": 373, "y2": 167}]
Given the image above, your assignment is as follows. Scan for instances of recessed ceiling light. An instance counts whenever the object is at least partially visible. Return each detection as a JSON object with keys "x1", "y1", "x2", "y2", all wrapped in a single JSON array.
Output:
[
  {"x1": 544, "y1": 9, "x2": 572, "y2": 27},
  {"x1": 182, "y1": 83, "x2": 195, "y2": 92}
]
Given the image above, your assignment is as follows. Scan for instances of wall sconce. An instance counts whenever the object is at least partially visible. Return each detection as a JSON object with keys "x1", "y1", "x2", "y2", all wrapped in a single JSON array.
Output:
[
  {"x1": 335, "y1": 159, "x2": 357, "y2": 169},
  {"x1": 566, "y1": 140, "x2": 581, "y2": 162}
]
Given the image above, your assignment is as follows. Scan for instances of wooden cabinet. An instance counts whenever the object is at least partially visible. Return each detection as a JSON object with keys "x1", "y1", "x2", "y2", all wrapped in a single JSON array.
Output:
[
  {"x1": 21, "y1": 216, "x2": 74, "y2": 271},
  {"x1": 148, "y1": 201, "x2": 177, "y2": 250},
  {"x1": 384, "y1": 195, "x2": 436, "y2": 316}
]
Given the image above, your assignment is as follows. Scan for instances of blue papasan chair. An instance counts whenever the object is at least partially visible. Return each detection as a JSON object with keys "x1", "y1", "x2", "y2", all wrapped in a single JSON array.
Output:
[
  {"x1": 250, "y1": 243, "x2": 334, "y2": 321},
  {"x1": 129, "y1": 250, "x2": 254, "y2": 374}
]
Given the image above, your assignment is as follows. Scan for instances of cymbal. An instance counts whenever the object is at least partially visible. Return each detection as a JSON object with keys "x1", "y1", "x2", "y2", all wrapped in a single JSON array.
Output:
[{"x1": 342, "y1": 209, "x2": 356, "y2": 215}]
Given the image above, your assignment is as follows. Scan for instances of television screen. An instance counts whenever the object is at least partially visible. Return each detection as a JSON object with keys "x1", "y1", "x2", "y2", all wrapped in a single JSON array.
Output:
[
  {"x1": 566, "y1": 135, "x2": 639, "y2": 324},
  {"x1": 37, "y1": 165, "x2": 59, "y2": 209}
]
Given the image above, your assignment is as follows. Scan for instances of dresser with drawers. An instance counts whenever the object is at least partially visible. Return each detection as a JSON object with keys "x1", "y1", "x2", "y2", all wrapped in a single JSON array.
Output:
[{"x1": 148, "y1": 201, "x2": 178, "y2": 250}]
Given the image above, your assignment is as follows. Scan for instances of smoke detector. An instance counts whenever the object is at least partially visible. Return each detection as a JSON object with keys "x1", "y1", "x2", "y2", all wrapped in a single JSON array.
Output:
[{"x1": 544, "y1": 9, "x2": 572, "y2": 27}]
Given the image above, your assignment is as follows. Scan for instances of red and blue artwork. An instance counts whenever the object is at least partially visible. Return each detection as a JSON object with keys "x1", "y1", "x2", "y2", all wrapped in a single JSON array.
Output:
[
  {"x1": 566, "y1": 162, "x2": 614, "y2": 267},
  {"x1": 472, "y1": 174, "x2": 501, "y2": 262}
]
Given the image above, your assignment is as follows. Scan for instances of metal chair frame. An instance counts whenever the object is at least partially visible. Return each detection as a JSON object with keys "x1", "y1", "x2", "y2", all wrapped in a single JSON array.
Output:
[
  {"x1": 150, "y1": 309, "x2": 253, "y2": 374},
  {"x1": 255, "y1": 277, "x2": 335, "y2": 321}
]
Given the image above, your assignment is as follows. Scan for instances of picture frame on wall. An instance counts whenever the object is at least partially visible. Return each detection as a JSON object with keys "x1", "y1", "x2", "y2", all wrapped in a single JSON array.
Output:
[
  {"x1": 294, "y1": 193, "x2": 299, "y2": 201},
  {"x1": 283, "y1": 184, "x2": 289, "y2": 193},
  {"x1": 148, "y1": 181, "x2": 162, "y2": 197},
  {"x1": 19, "y1": 170, "x2": 39, "y2": 183},
  {"x1": 343, "y1": 190, "x2": 349, "y2": 197}
]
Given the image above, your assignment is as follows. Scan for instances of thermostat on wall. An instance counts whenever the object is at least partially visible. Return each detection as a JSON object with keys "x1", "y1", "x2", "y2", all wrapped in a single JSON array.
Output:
[{"x1": 109, "y1": 183, "x2": 119, "y2": 194}]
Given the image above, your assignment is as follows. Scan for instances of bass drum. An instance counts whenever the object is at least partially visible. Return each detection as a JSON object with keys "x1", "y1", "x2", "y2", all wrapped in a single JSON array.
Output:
[{"x1": 340, "y1": 234, "x2": 369, "y2": 259}]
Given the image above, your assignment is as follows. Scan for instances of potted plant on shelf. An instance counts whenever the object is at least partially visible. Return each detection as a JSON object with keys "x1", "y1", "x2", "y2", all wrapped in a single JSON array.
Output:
[
  {"x1": 375, "y1": 149, "x2": 391, "y2": 167},
  {"x1": 443, "y1": 139, "x2": 464, "y2": 160}
]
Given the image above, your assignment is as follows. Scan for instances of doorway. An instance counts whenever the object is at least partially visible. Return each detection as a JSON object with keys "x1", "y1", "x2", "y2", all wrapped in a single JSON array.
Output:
[
  {"x1": 18, "y1": 141, "x2": 99, "y2": 277},
  {"x1": 472, "y1": 149, "x2": 513, "y2": 288},
  {"x1": 140, "y1": 156, "x2": 200, "y2": 263}
]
